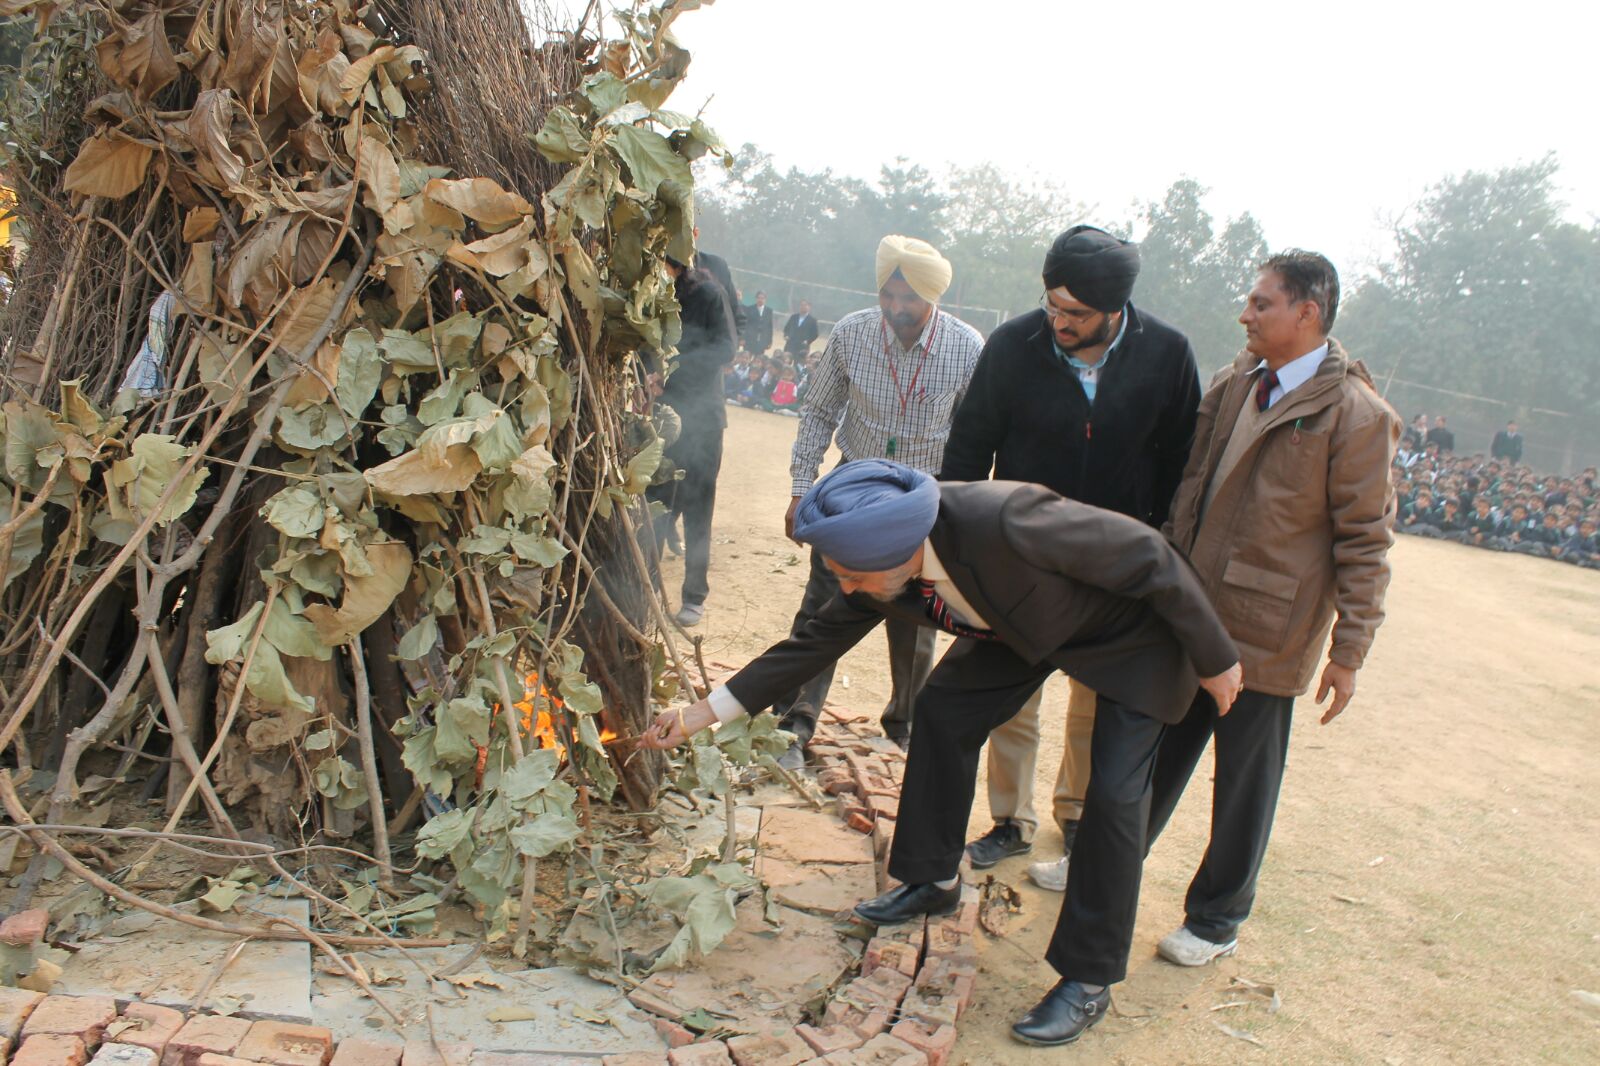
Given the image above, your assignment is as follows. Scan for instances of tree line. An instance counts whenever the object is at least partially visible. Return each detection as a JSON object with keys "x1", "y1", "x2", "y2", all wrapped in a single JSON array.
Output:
[{"x1": 697, "y1": 148, "x2": 1600, "y2": 457}]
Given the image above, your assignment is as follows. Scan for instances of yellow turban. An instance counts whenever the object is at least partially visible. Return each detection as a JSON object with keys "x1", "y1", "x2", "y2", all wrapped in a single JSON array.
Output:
[{"x1": 875, "y1": 235, "x2": 952, "y2": 304}]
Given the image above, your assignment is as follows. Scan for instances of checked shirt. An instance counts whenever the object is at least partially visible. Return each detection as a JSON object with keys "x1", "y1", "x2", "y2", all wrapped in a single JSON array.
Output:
[{"x1": 789, "y1": 307, "x2": 984, "y2": 496}]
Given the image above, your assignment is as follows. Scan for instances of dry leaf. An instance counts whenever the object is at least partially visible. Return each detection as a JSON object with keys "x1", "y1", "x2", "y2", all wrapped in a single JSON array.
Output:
[
  {"x1": 18, "y1": 956, "x2": 63, "y2": 993},
  {"x1": 486, "y1": 1005, "x2": 539, "y2": 1022},
  {"x1": 364, "y1": 443, "x2": 482, "y2": 496},
  {"x1": 188, "y1": 89, "x2": 248, "y2": 191},
  {"x1": 442, "y1": 970, "x2": 505, "y2": 990},
  {"x1": 1213, "y1": 1020, "x2": 1265, "y2": 1047},
  {"x1": 183, "y1": 207, "x2": 221, "y2": 242},
  {"x1": 446, "y1": 217, "x2": 535, "y2": 277},
  {"x1": 424, "y1": 177, "x2": 532, "y2": 227},
  {"x1": 302, "y1": 541, "x2": 412, "y2": 644},
  {"x1": 63, "y1": 131, "x2": 154, "y2": 199},
  {"x1": 358, "y1": 136, "x2": 402, "y2": 218},
  {"x1": 95, "y1": 11, "x2": 179, "y2": 102},
  {"x1": 276, "y1": 278, "x2": 340, "y2": 358}
]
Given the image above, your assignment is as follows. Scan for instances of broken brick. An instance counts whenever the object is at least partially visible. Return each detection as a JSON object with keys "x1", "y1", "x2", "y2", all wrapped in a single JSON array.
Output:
[
  {"x1": 665, "y1": 1042, "x2": 732, "y2": 1066},
  {"x1": 13, "y1": 1033, "x2": 89, "y2": 1066},
  {"x1": 194, "y1": 1056, "x2": 265, "y2": 1066},
  {"x1": 652, "y1": 1017, "x2": 694, "y2": 1048},
  {"x1": 0, "y1": 908, "x2": 50, "y2": 947},
  {"x1": 0, "y1": 986, "x2": 46, "y2": 1055},
  {"x1": 860, "y1": 938, "x2": 917, "y2": 979},
  {"x1": 234, "y1": 1020, "x2": 334, "y2": 1066},
  {"x1": 842, "y1": 968, "x2": 912, "y2": 1011},
  {"x1": 90, "y1": 1044, "x2": 159, "y2": 1066},
  {"x1": 792, "y1": 1025, "x2": 866, "y2": 1057},
  {"x1": 23, "y1": 995, "x2": 118, "y2": 1046},
  {"x1": 922, "y1": 921, "x2": 975, "y2": 966},
  {"x1": 818, "y1": 1001, "x2": 890, "y2": 1042},
  {"x1": 626, "y1": 988, "x2": 683, "y2": 1021},
  {"x1": 816, "y1": 768, "x2": 854, "y2": 795},
  {"x1": 818, "y1": 1033, "x2": 924, "y2": 1066},
  {"x1": 163, "y1": 1015, "x2": 253, "y2": 1066},
  {"x1": 117, "y1": 1004, "x2": 184, "y2": 1058},
  {"x1": 888, "y1": 1021, "x2": 954, "y2": 1066},
  {"x1": 844, "y1": 808, "x2": 874, "y2": 834},
  {"x1": 328, "y1": 1039, "x2": 403, "y2": 1066},
  {"x1": 724, "y1": 1031, "x2": 811, "y2": 1066},
  {"x1": 600, "y1": 1056, "x2": 669, "y2": 1066}
]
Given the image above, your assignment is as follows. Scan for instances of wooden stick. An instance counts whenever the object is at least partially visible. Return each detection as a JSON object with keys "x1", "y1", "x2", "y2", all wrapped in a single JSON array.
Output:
[{"x1": 348, "y1": 639, "x2": 394, "y2": 891}]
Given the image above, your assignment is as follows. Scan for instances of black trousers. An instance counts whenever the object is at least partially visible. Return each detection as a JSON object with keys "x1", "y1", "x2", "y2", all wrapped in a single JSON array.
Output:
[
  {"x1": 771, "y1": 547, "x2": 935, "y2": 742},
  {"x1": 887, "y1": 639, "x2": 1166, "y2": 986},
  {"x1": 1146, "y1": 687, "x2": 1295, "y2": 944},
  {"x1": 651, "y1": 424, "x2": 723, "y2": 607}
]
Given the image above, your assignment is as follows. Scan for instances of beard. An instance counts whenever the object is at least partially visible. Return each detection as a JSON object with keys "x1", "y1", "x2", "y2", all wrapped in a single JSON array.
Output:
[
  {"x1": 862, "y1": 575, "x2": 914, "y2": 603},
  {"x1": 1056, "y1": 314, "x2": 1114, "y2": 353}
]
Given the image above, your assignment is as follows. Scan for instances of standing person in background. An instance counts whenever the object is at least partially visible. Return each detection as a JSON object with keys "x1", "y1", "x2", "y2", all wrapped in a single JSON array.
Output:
[
  {"x1": 1491, "y1": 420, "x2": 1524, "y2": 463},
  {"x1": 694, "y1": 231, "x2": 745, "y2": 344},
  {"x1": 771, "y1": 236, "x2": 983, "y2": 768},
  {"x1": 941, "y1": 225, "x2": 1202, "y2": 889},
  {"x1": 649, "y1": 256, "x2": 737, "y2": 628},
  {"x1": 784, "y1": 299, "x2": 819, "y2": 358},
  {"x1": 744, "y1": 290, "x2": 775, "y2": 354},
  {"x1": 1426, "y1": 414, "x2": 1456, "y2": 453},
  {"x1": 1148, "y1": 250, "x2": 1400, "y2": 969}
]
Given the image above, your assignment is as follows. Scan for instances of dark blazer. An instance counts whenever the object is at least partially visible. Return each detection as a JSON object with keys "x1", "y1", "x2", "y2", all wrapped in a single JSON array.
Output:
[
  {"x1": 725, "y1": 481, "x2": 1239, "y2": 723},
  {"x1": 744, "y1": 304, "x2": 774, "y2": 353},
  {"x1": 695, "y1": 250, "x2": 745, "y2": 339},
  {"x1": 1491, "y1": 429, "x2": 1523, "y2": 463},
  {"x1": 660, "y1": 267, "x2": 735, "y2": 428},
  {"x1": 784, "y1": 312, "x2": 819, "y2": 356},
  {"x1": 940, "y1": 305, "x2": 1200, "y2": 528}
]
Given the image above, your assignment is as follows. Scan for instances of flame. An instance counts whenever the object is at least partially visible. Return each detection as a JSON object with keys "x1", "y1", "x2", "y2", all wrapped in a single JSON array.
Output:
[{"x1": 474, "y1": 672, "x2": 618, "y2": 786}]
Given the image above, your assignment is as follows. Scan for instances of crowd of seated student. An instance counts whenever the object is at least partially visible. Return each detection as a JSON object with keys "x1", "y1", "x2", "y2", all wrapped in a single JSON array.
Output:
[
  {"x1": 723, "y1": 349, "x2": 813, "y2": 414},
  {"x1": 1394, "y1": 430, "x2": 1598, "y2": 569}
]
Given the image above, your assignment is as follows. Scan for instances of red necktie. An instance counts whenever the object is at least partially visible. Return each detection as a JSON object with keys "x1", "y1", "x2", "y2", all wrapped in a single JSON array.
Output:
[
  {"x1": 1255, "y1": 368, "x2": 1280, "y2": 412},
  {"x1": 918, "y1": 579, "x2": 998, "y2": 641}
]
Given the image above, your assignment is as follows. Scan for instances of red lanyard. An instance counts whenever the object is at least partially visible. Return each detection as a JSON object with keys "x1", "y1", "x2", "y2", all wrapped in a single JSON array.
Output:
[{"x1": 880, "y1": 312, "x2": 941, "y2": 419}]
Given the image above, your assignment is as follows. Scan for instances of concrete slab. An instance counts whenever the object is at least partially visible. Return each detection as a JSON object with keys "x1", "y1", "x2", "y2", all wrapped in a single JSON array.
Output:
[
  {"x1": 757, "y1": 856, "x2": 875, "y2": 916},
  {"x1": 55, "y1": 897, "x2": 313, "y2": 1021},
  {"x1": 310, "y1": 949, "x2": 665, "y2": 1057},
  {"x1": 758, "y1": 808, "x2": 873, "y2": 867}
]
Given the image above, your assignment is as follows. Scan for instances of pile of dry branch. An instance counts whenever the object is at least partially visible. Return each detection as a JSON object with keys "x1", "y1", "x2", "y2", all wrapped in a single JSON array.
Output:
[{"x1": 0, "y1": 0, "x2": 783, "y2": 964}]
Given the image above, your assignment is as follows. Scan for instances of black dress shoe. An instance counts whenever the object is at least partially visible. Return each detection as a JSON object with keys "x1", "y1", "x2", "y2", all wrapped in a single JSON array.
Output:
[
  {"x1": 966, "y1": 820, "x2": 1031, "y2": 869},
  {"x1": 1010, "y1": 979, "x2": 1111, "y2": 1047},
  {"x1": 853, "y1": 881, "x2": 960, "y2": 925}
]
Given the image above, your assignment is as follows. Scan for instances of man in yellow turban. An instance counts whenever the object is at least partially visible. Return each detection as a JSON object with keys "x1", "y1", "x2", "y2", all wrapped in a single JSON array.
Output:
[{"x1": 768, "y1": 234, "x2": 982, "y2": 769}]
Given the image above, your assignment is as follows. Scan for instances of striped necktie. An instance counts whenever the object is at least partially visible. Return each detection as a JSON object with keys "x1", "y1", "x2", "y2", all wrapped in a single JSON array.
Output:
[
  {"x1": 918, "y1": 579, "x2": 998, "y2": 640},
  {"x1": 1255, "y1": 368, "x2": 1280, "y2": 412}
]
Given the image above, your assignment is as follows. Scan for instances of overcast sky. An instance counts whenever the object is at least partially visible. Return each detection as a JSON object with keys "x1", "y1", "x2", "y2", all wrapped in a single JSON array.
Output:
[{"x1": 653, "y1": 0, "x2": 1599, "y2": 278}]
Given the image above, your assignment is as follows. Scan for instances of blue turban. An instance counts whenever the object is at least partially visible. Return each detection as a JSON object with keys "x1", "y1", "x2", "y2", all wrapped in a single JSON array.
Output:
[{"x1": 793, "y1": 460, "x2": 940, "y2": 572}]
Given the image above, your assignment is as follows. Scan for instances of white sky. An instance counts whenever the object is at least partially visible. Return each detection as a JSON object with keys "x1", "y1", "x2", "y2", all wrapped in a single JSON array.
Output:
[{"x1": 654, "y1": 0, "x2": 1600, "y2": 278}]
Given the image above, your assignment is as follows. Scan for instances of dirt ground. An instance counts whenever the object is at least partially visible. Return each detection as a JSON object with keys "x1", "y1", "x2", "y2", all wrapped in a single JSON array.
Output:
[{"x1": 665, "y1": 404, "x2": 1600, "y2": 1064}]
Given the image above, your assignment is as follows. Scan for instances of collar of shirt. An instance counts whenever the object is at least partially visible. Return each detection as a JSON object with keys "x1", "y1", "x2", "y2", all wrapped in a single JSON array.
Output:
[
  {"x1": 919, "y1": 539, "x2": 992, "y2": 630},
  {"x1": 1254, "y1": 341, "x2": 1328, "y2": 408}
]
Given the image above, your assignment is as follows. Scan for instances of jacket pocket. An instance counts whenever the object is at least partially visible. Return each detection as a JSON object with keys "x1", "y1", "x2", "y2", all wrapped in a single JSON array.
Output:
[{"x1": 1216, "y1": 558, "x2": 1300, "y2": 651}]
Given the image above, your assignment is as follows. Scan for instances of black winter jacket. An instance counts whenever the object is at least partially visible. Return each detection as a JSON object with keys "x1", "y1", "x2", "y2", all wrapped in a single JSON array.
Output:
[{"x1": 940, "y1": 304, "x2": 1200, "y2": 528}]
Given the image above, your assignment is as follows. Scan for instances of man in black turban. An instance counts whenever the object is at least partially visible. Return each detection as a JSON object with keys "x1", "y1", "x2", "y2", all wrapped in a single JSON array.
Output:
[{"x1": 940, "y1": 224, "x2": 1203, "y2": 890}]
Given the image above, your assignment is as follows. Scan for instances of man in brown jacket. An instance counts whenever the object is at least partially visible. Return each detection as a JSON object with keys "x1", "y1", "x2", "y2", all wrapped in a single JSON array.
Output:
[{"x1": 1147, "y1": 250, "x2": 1400, "y2": 967}]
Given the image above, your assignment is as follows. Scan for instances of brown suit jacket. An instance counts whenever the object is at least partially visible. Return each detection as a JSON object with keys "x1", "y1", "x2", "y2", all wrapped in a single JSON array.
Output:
[
  {"x1": 726, "y1": 481, "x2": 1239, "y2": 723},
  {"x1": 1164, "y1": 339, "x2": 1400, "y2": 696}
]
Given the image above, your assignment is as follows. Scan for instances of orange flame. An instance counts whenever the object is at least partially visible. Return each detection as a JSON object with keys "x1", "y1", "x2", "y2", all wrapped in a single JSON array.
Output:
[{"x1": 474, "y1": 672, "x2": 618, "y2": 786}]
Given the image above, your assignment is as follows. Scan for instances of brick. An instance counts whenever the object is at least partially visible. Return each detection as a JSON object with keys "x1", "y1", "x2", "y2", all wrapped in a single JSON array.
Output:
[
  {"x1": 13, "y1": 1033, "x2": 90, "y2": 1066},
  {"x1": 471, "y1": 1055, "x2": 595, "y2": 1065},
  {"x1": 922, "y1": 921, "x2": 975, "y2": 966},
  {"x1": 899, "y1": 962, "x2": 974, "y2": 1029},
  {"x1": 819, "y1": 1034, "x2": 924, "y2": 1066},
  {"x1": 92, "y1": 1047, "x2": 161, "y2": 1066},
  {"x1": 818, "y1": 1001, "x2": 889, "y2": 1042},
  {"x1": 162, "y1": 1016, "x2": 252, "y2": 1066},
  {"x1": 844, "y1": 809, "x2": 874, "y2": 834},
  {"x1": 0, "y1": 986, "x2": 46, "y2": 1052},
  {"x1": 194, "y1": 1056, "x2": 265, "y2": 1066},
  {"x1": 792, "y1": 1024, "x2": 866, "y2": 1057},
  {"x1": 626, "y1": 988, "x2": 683, "y2": 1021},
  {"x1": 816, "y1": 768, "x2": 853, "y2": 795},
  {"x1": 888, "y1": 1022, "x2": 954, "y2": 1066},
  {"x1": 652, "y1": 1017, "x2": 694, "y2": 1048},
  {"x1": 601, "y1": 1055, "x2": 669, "y2": 1066},
  {"x1": 666, "y1": 1043, "x2": 732, "y2": 1066},
  {"x1": 846, "y1": 968, "x2": 912, "y2": 1011},
  {"x1": 24, "y1": 996, "x2": 119, "y2": 1045},
  {"x1": 0, "y1": 908, "x2": 50, "y2": 947},
  {"x1": 864, "y1": 795, "x2": 897, "y2": 821},
  {"x1": 329, "y1": 1040, "x2": 403, "y2": 1066},
  {"x1": 235, "y1": 1021, "x2": 334, "y2": 1066},
  {"x1": 116, "y1": 1004, "x2": 185, "y2": 1058},
  {"x1": 860, "y1": 939, "x2": 917, "y2": 980},
  {"x1": 872, "y1": 918, "x2": 923, "y2": 948},
  {"x1": 400, "y1": 1041, "x2": 474, "y2": 1066},
  {"x1": 724, "y1": 1031, "x2": 811, "y2": 1066}
]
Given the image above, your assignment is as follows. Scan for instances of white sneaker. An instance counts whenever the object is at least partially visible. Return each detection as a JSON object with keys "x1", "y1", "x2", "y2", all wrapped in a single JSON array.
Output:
[
  {"x1": 1026, "y1": 857, "x2": 1070, "y2": 892},
  {"x1": 1156, "y1": 926, "x2": 1238, "y2": 967}
]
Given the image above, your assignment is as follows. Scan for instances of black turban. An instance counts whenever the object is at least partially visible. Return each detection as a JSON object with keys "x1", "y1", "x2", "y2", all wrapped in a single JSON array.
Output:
[{"x1": 1041, "y1": 225, "x2": 1141, "y2": 312}]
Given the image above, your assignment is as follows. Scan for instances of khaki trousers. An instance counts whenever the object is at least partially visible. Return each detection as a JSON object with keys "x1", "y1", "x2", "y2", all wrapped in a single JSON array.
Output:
[{"x1": 984, "y1": 676, "x2": 1096, "y2": 841}]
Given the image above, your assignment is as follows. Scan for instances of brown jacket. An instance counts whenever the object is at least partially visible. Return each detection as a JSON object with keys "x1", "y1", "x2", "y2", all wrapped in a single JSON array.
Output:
[
  {"x1": 729, "y1": 481, "x2": 1240, "y2": 723},
  {"x1": 1164, "y1": 340, "x2": 1400, "y2": 696}
]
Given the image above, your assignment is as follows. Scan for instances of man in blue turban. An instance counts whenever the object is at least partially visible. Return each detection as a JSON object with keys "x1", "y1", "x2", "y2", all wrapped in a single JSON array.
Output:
[{"x1": 643, "y1": 461, "x2": 1244, "y2": 1047}]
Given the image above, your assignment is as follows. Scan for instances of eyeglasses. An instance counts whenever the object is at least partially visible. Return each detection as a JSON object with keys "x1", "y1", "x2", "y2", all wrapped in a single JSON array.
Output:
[{"x1": 1039, "y1": 295, "x2": 1099, "y2": 325}]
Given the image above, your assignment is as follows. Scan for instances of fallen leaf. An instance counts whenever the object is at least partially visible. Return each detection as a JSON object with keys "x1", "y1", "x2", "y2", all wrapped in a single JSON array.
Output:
[
  {"x1": 63, "y1": 131, "x2": 153, "y2": 199},
  {"x1": 18, "y1": 955, "x2": 62, "y2": 993},
  {"x1": 443, "y1": 971, "x2": 506, "y2": 990},
  {"x1": 1213, "y1": 1020, "x2": 1265, "y2": 1047},
  {"x1": 570, "y1": 1003, "x2": 613, "y2": 1027},
  {"x1": 977, "y1": 875, "x2": 1022, "y2": 937},
  {"x1": 486, "y1": 1005, "x2": 539, "y2": 1022}
]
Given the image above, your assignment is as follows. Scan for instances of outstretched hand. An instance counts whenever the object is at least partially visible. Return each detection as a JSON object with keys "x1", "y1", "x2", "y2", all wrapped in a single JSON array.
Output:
[
  {"x1": 640, "y1": 699, "x2": 719, "y2": 749},
  {"x1": 1316, "y1": 661, "x2": 1358, "y2": 724},
  {"x1": 1200, "y1": 661, "x2": 1244, "y2": 716}
]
